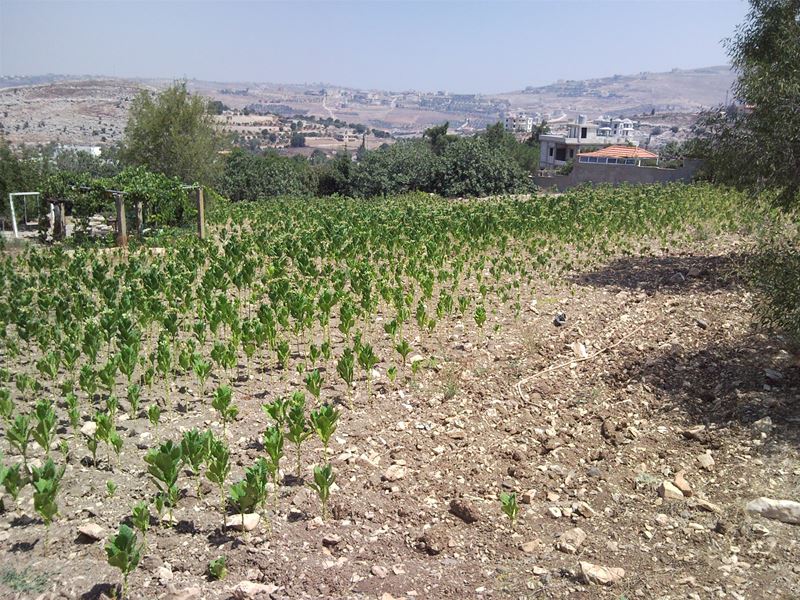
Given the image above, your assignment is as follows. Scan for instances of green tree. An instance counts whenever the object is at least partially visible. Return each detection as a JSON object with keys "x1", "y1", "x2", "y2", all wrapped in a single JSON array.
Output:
[
  {"x1": 290, "y1": 133, "x2": 306, "y2": 148},
  {"x1": 698, "y1": 0, "x2": 800, "y2": 204},
  {"x1": 120, "y1": 82, "x2": 226, "y2": 185}
]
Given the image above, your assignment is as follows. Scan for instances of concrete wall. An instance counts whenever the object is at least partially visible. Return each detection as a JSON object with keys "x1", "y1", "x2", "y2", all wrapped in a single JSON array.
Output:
[{"x1": 534, "y1": 159, "x2": 703, "y2": 191}]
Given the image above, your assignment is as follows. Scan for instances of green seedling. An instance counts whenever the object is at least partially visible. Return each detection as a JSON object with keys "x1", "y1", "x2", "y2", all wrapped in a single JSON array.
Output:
[
  {"x1": 500, "y1": 492, "x2": 519, "y2": 526},
  {"x1": 0, "y1": 388, "x2": 12, "y2": 423},
  {"x1": 127, "y1": 384, "x2": 141, "y2": 419},
  {"x1": 310, "y1": 403, "x2": 340, "y2": 458},
  {"x1": 285, "y1": 395, "x2": 312, "y2": 477},
  {"x1": 357, "y1": 343, "x2": 379, "y2": 402},
  {"x1": 212, "y1": 385, "x2": 238, "y2": 435},
  {"x1": 144, "y1": 440, "x2": 183, "y2": 525},
  {"x1": 207, "y1": 556, "x2": 227, "y2": 581},
  {"x1": 66, "y1": 392, "x2": 80, "y2": 434},
  {"x1": 262, "y1": 425, "x2": 284, "y2": 491},
  {"x1": 106, "y1": 524, "x2": 142, "y2": 600},
  {"x1": 395, "y1": 339, "x2": 412, "y2": 366},
  {"x1": 30, "y1": 458, "x2": 66, "y2": 553},
  {"x1": 147, "y1": 403, "x2": 161, "y2": 434},
  {"x1": 304, "y1": 369, "x2": 323, "y2": 401},
  {"x1": 205, "y1": 437, "x2": 230, "y2": 525},
  {"x1": 387, "y1": 365, "x2": 397, "y2": 384},
  {"x1": 106, "y1": 480, "x2": 117, "y2": 497},
  {"x1": 131, "y1": 500, "x2": 150, "y2": 545},
  {"x1": 261, "y1": 395, "x2": 288, "y2": 427},
  {"x1": 8, "y1": 414, "x2": 32, "y2": 465},
  {"x1": 308, "y1": 463, "x2": 335, "y2": 520},
  {"x1": 336, "y1": 348, "x2": 355, "y2": 408},
  {"x1": 192, "y1": 357, "x2": 212, "y2": 399},
  {"x1": 229, "y1": 479, "x2": 259, "y2": 534},
  {"x1": 181, "y1": 428, "x2": 211, "y2": 496},
  {"x1": 32, "y1": 399, "x2": 57, "y2": 458},
  {"x1": 1, "y1": 462, "x2": 26, "y2": 503}
]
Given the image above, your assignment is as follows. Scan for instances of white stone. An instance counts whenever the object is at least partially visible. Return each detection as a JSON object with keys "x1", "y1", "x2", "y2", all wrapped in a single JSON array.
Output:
[
  {"x1": 658, "y1": 480, "x2": 684, "y2": 500},
  {"x1": 77, "y1": 522, "x2": 105, "y2": 541},
  {"x1": 232, "y1": 581, "x2": 278, "y2": 599},
  {"x1": 382, "y1": 464, "x2": 407, "y2": 482},
  {"x1": 580, "y1": 561, "x2": 625, "y2": 585},
  {"x1": 225, "y1": 513, "x2": 260, "y2": 532},
  {"x1": 745, "y1": 497, "x2": 800, "y2": 525}
]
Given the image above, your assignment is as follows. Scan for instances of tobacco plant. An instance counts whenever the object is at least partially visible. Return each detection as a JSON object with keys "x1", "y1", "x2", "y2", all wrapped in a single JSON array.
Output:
[
  {"x1": 106, "y1": 524, "x2": 142, "y2": 600},
  {"x1": 32, "y1": 399, "x2": 57, "y2": 458},
  {"x1": 30, "y1": 458, "x2": 66, "y2": 552},
  {"x1": 144, "y1": 440, "x2": 183, "y2": 525},
  {"x1": 308, "y1": 463, "x2": 335, "y2": 520},
  {"x1": 310, "y1": 403, "x2": 340, "y2": 459},
  {"x1": 212, "y1": 385, "x2": 238, "y2": 434},
  {"x1": 285, "y1": 394, "x2": 312, "y2": 477}
]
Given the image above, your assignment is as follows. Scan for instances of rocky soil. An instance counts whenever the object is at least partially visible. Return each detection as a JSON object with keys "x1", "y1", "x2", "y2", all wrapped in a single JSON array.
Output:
[{"x1": 1, "y1": 234, "x2": 799, "y2": 599}]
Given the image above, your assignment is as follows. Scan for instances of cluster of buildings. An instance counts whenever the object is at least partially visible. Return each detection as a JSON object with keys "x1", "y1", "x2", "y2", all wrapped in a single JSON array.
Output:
[{"x1": 538, "y1": 114, "x2": 638, "y2": 169}]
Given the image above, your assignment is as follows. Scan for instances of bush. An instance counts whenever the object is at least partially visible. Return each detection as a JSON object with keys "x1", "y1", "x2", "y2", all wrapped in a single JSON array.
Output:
[
  {"x1": 219, "y1": 149, "x2": 316, "y2": 200},
  {"x1": 747, "y1": 217, "x2": 800, "y2": 341},
  {"x1": 349, "y1": 141, "x2": 435, "y2": 197}
]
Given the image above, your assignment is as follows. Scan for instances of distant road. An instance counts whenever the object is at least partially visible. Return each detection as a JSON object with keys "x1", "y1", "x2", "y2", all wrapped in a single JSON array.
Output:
[{"x1": 322, "y1": 94, "x2": 336, "y2": 120}]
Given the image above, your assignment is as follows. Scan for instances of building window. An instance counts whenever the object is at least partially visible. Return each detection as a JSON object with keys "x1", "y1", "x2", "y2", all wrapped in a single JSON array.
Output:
[
  {"x1": 569, "y1": 149, "x2": 574, "y2": 158},
  {"x1": 549, "y1": 147, "x2": 553, "y2": 157},
  {"x1": 555, "y1": 148, "x2": 567, "y2": 161},
  {"x1": 581, "y1": 127, "x2": 587, "y2": 138}
]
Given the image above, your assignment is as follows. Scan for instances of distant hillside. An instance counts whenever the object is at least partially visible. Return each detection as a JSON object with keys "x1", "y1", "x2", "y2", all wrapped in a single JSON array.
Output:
[
  {"x1": 0, "y1": 66, "x2": 735, "y2": 147},
  {"x1": 498, "y1": 65, "x2": 735, "y2": 118}
]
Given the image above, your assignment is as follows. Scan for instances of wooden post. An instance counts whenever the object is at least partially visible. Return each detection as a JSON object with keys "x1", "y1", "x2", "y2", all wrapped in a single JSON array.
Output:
[
  {"x1": 136, "y1": 200, "x2": 144, "y2": 237},
  {"x1": 196, "y1": 187, "x2": 206, "y2": 240},
  {"x1": 115, "y1": 193, "x2": 128, "y2": 247},
  {"x1": 53, "y1": 201, "x2": 66, "y2": 241},
  {"x1": 9, "y1": 195, "x2": 18, "y2": 238}
]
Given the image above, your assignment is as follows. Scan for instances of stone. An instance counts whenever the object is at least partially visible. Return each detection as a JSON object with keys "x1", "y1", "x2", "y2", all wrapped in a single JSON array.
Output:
[
  {"x1": 555, "y1": 527, "x2": 586, "y2": 554},
  {"x1": 674, "y1": 471, "x2": 692, "y2": 497},
  {"x1": 449, "y1": 498, "x2": 480, "y2": 524},
  {"x1": 520, "y1": 540, "x2": 541, "y2": 553},
  {"x1": 225, "y1": 513, "x2": 260, "y2": 532},
  {"x1": 694, "y1": 317, "x2": 708, "y2": 330},
  {"x1": 764, "y1": 369, "x2": 783, "y2": 382},
  {"x1": 655, "y1": 513, "x2": 670, "y2": 526},
  {"x1": 574, "y1": 502, "x2": 596, "y2": 518},
  {"x1": 751, "y1": 417, "x2": 773, "y2": 436},
  {"x1": 570, "y1": 341, "x2": 588, "y2": 359},
  {"x1": 580, "y1": 561, "x2": 625, "y2": 586},
  {"x1": 322, "y1": 534, "x2": 341, "y2": 548},
  {"x1": 371, "y1": 565, "x2": 388, "y2": 578},
  {"x1": 587, "y1": 466, "x2": 603, "y2": 479},
  {"x1": 157, "y1": 566, "x2": 173, "y2": 585},
  {"x1": 697, "y1": 452, "x2": 715, "y2": 471},
  {"x1": 658, "y1": 481, "x2": 684, "y2": 501},
  {"x1": 382, "y1": 464, "x2": 407, "y2": 482},
  {"x1": 77, "y1": 522, "x2": 105, "y2": 541},
  {"x1": 689, "y1": 497, "x2": 721, "y2": 514},
  {"x1": 166, "y1": 585, "x2": 202, "y2": 600},
  {"x1": 232, "y1": 581, "x2": 278, "y2": 599},
  {"x1": 745, "y1": 497, "x2": 800, "y2": 525},
  {"x1": 687, "y1": 266, "x2": 702, "y2": 278},
  {"x1": 520, "y1": 490, "x2": 536, "y2": 504},
  {"x1": 547, "y1": 507, "x2": 562, "y2": 519},
  {"x1": 80, "y1": 421, "x2": 97, "y2": 437}
]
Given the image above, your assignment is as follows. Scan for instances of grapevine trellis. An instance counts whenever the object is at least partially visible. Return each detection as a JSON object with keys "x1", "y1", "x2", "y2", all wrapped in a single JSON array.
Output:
[{"x1": 0, "y1": 183, "x2": 766, "y2": 597}]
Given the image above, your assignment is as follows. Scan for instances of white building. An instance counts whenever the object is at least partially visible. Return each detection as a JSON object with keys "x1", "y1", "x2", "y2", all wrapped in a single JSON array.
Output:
[
  {"x1": 539, "y1": 114, "x2": 639, "y2": 170},
  {"x1": 503, "y1": 112, "x2": 534, "y2": 134}
]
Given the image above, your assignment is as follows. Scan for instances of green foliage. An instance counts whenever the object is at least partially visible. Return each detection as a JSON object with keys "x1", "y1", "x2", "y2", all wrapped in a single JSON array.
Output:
[
  {"x1": 30, "y1": 458, "x2": 66, "y2": 528},
  {"x1": 310, "y1": 403, "x2": 339, "y2": 455},
  {"x1": 144, "y1": 440, "x2": 183, "y2": 523},
  {"x1": 131, "y1": 500, "x2": 150, "y2": 541},
  {"x1": 500, "y1": 491, "x2": 519, "y2": 525},
  {"x1": 206, "y1": 436, "x2": 230, "y2": 515},
  {"x1": 106, "y1": 523, "x2": 142, "y2": 599},
  {"x1": 1, "y1": 461, "x2": 26, "y2": 502},
  {"x1": 7, "y1": 413, "x2": 32, "y2": 463},
  {"x1": 285, "y1": 394, "x2": 312, "y2": 477},
  {"x1": 212, "y1": 384, "x2": 238, "y2": 433},
  {"x1": 207, "y1": 556, "x2": 228, "y2": 581},
  {"x1": 32, "y1": 399, "x2": 57, "y2": 458},
  {"x1": 220, "y1": 148, "x2": 316, "y2": 201},
  {"x1": 308, "y1": 463, "x2": 335, "y2": 520},
  {"x1": 121, "y1": 82, "x2": 226, "y2": 185}
]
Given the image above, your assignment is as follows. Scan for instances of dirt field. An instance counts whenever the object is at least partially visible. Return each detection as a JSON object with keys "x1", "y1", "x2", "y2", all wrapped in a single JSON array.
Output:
[{"x1": 1, "y1": 234, "x2": 799, "y2": 599}]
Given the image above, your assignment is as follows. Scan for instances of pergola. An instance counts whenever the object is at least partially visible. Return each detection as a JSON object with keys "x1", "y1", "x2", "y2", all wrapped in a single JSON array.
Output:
[{"x1": 7, "y1": 192, "x2": 41, "y2": 238}]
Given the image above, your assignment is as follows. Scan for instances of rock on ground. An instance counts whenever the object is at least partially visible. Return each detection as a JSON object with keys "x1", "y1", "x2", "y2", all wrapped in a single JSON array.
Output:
[{"x1": 745, "y1": 497, "x2": 800, "y2": 525}]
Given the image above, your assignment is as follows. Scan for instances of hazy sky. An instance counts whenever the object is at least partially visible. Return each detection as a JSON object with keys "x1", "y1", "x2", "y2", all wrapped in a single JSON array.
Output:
[{"x1": 0, "y1": 0, "x2": 748, "y2": 93}]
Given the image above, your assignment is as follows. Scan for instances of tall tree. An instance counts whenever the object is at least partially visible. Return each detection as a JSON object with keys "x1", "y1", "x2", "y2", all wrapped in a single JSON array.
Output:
[
  {"x1": 120, "y1": 82, "x2": 226, "y2": 185},
  {"x1": 700, "y1": 0, "x2": 800, "y2": 204}
]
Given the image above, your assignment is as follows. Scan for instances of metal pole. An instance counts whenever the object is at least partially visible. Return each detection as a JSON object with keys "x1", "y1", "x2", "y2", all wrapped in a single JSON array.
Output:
[
  {"x1": 196, "y1": 187, "x2": 206, "y2": 240},
  {"x1": 9, "y1": 194, "x2": 18, "y2": 238}
]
